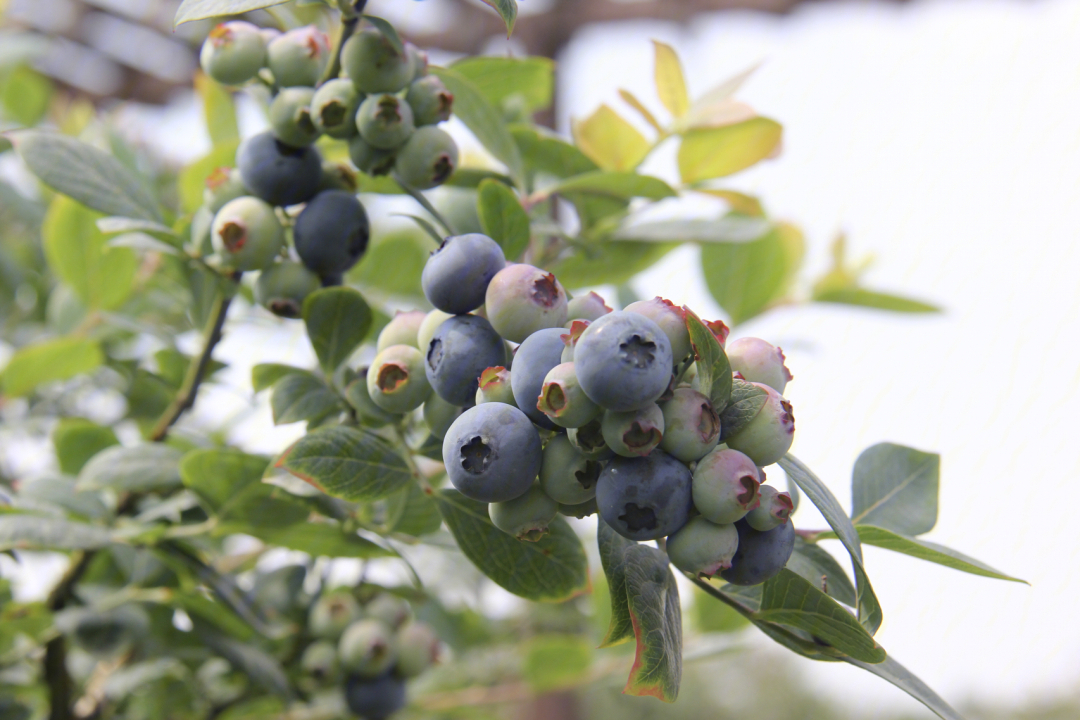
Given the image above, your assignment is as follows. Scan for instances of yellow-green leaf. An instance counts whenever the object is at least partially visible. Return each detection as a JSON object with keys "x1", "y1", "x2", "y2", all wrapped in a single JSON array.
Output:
[
  {"x1": 678, "y1": 117, "x2": 782, "y2": 183},
  {"x1": 1, "y1": 336, "x2": 103, "y2": 397},
  {"x1": 178, "y1": 141, "x2": 238, "y2": 214},
  {"x1": 571, "y1": 105, "x2": 650, "y2": 172},
  {"x1": 194, "y1": 72, "x2": 238, "y2": 147},
  {"x1": 652, "y1": 40, "x2": 689, "y2": 118}
]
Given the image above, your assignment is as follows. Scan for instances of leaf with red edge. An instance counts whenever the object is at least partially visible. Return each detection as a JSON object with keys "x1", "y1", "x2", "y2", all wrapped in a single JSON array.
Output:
[
  {"x1": 275, "y1": 426, "x2": 411, "y2": 502},
  {"x1": 684, "y1": 308, "x2": 732, "y2": 410}
]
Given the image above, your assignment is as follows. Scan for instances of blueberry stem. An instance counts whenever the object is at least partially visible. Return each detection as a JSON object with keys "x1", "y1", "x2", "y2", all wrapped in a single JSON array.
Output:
[
  {"x1": 392, "y1": 172, "x2": 456, "y2": 236},
  {"x1": 319, "y1": 0, "x2": 367, "y2": 86}
]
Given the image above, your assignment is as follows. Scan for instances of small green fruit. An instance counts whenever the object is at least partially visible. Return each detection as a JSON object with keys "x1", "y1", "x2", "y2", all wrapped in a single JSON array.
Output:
[
  {"x1": 539, "y1": 434, "x2": 600, "y2": 505},
  {"x1": 405, "y1": 75, "x2": 453, "y2": 126},
  {"x1": 367, "y1": 344, "x2": 432, "y2": 413},
  {"x1": 200, "y1": 21, "x2": 266, "y2": 86},
  {"x1": 254, "y1": 261, "x2": 321, "y2": 318},
  {"x1": 311, "y1": 78, "x2": 361, "y2": 139},
  {"x1": 376, "y1": 310, "x2": 427, "y2": 352},
  {"x1": 666, "y1": 516, "x2": 739, "y2": 577},
  {"x1": 395, "y1": 621, "x2": 440, "y2": 678},
  {"x1": 356, "y1": 93, "x2": 415, "y2": 150},
  {"x1": 309, "y1": 591, "x2": 362, "y2": 639},
  {"x1": 475, "y1": 366, "x2": 515, "y2": 406},
  {"x1": 342, "y1": 28, "x2": 412, "y2": 93},
  {"x1": 601, "y1": 403, "x2": 664, "y2": 458},
  {"x1": 269, "y1": 86, "x2": 320, "y2": 147},
  {"x1": 339, "y1": 619, "x2": 397, "y2": 677},
  {"x1": 489, "y1": 483, "x2": 558, "y2": 541},
  {"x1": 211, "y1": 196, "x2": 284, "y2": 271},
  {"x1": 267, "y1": 26, "x2": 330, "y2": 87},
  {"x1": 394, "y1": 125, "x2": 459, "y2": 190}
]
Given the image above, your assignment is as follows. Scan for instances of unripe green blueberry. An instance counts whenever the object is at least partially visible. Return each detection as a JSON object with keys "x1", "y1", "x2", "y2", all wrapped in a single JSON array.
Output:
[
  {"x1": 200, "y1": 21, "x2": 266, "y2": 86},
  {"x1": 301, "y1": 640, "x2": 340, "y2": 682},
  {"x1": 211, "y1": 196, "x2": 284, "y2": 271},
  {"x1": 558, "y1": 497, "x2": 598, "y2": 518},
  {"x1": 659, "y1": 387, "x2": 720, "y2": 462},
  {"x1": 692, "y1": 448, "x2": 761, "y2": 524},
  {"x1": 395, "y1": 621, "x2": 440, "y2": 678},
  {"x1": 406, "y1": 75, "x2": 453, "y2": 126},
  {"x1": 666, "y1": 516, "x2": 739, "y2": 578},
  {"x1": 364, "y1": 594, "x2": 411, "y2": 631},
  {"x1": 485, "y1": 264, "x2": 569, "y2": 343},
  {"x1": 345, "y1": 368, "x2": 403, "y2": 427},
  {"x1": 404, "y1": 42, "x2": 428, "y2": 80},
  {"x1": 310, "y1": 78, "x2": 361, "y2": 139},
  {"x1": 203, "y1": 167, "x2": 246, "y2": 213},
  {"x1": 367, "y1": 344, "x2": 431, "y2": 413},
  {"x1": 377, "y1": 310, "x2": 427, "y2": 352},
  {"x1": 356, "y1": 93, "x2": 414, "y2": 150},
  {"x1": 537, "y1": 362, "x2": 601, "y2": 428},
  {"x1": 566, "y1": 291, "x2": 612, "y2": 323},
  {"x1": 489, "y1": 483, "x2": 558, "y2": 541},
  {"x1": 475, "y1": 366, "x2": 516, "y2": 406},
  {"x1": 254, "y1": 260, "x2": 321, "y2": 318},
  {"x1": 539, "y1": 434, "x2": 600, "y2": 505},
  {"x1": 342, "y1": 27, "x2": 412, "y2": 93},
  {"x1": 417, "y1": 309, "x2": 453, "y2": 353},
  {"x1": 423, "y1": 393, "x2": 467, "y2": 440},
  {"x1": 567, "y1": 417, "x2": 615, "y2": 461},
  {"x1": 724, "y1": 383, "x2": 795, "y2": 467},
  {"x1": 602, "y1": 403, "x2": 664, "y2": 458},
  {"x1": 744, "y1": 484, "x2": 794, "y2": 532},
  {"x1": 348, "y1": 134, "x2": 397, "y2": 177},
  {"x1": 309, "y1": 591, "x2": 362, "y2": 640},
  {"x1": 267, "y1": 26, "x2": 330, "y2": 88},
  {"x1": 394, "y1": 125, "x2": 459, "y2": 189},
  {"x1": 726, "y1": 337, "x2": 793, "y2": 394},
  {"x1": 624, "y1": 297, "x2": 692, "y2": 364},
  {"x1": 269, "y1": 86, "x2": 320, "y2": 147},
  {"x1": 339, "y1": 619, "x2": 397, "y2": 677},
  {"x1": 560, "y1": 320, "x2": 589, "y2": 363}
]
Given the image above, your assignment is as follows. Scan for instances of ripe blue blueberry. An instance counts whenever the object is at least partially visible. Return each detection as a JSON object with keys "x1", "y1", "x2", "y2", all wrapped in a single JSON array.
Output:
[
  {"x1": 339, "y1": 619, "x2": 396, "y2": 677},
  {"x1": 744, "y1": 484, "x2": 794, "y2": 532},
  {"x1": 724, "y1": 383, "x2": 795, "y2": 467},
  {"x1": 394, "y1": 126, "x2": 458, "y2": 189},
  {"x1": 293, "y1": 189, "x2": 370, "y2": 278},
  {"x1": 537, "y1": 362, "x2": 601, "y2": 429},
  {"x1": 596, "y1": 449, "x2": 693, "y2": 541},
  {"x1": 421, "y1": 233, "x2": 506, "y2": 314},
  {"x1": 601, "y1": 403, "x2": 664, "y2": 458},
  {"x1": 692, "y1": 448, "x2": 761, "y2": 525},
  {"x1": 509, "y1": 327, "x2": 566, "y2": 429},
  {"x1": 211, "y1": 196, "x2": 284, "y2": 271},
  {"x1": 574, "y1": 311, "x2": 673, "y2": 412},
  {"x1": 489, "y1": 483, "x2": 558, "y2": 541},
  {"x1": 567, "y1": 417, "x2": 615, "y2": 461},
  {"x1": 405, "y1": 75, "x2": 453, "y2": 126},
  {"x1": 237, "y1": 131, "x2": 322, "y2": 206},
  {"x1": 539, "y1": 434, "x2": 600, "y2": 505},
  {"x1": 666, "y1": 516, "x2": 739, "y2": 578},
  {"x1": 342, "y1": 27, "x2": 412, "y2": 94},
  {"x1": 485, "y1": 264, "x2": 569, "y2": 343},
  {"x1": 719, "y1": 518, "x2": 796, "y2": 586},
  {"x1": 395, "y1": 621, "x2": 440, "y2": 678},
  {"x1": 726, "y1": 337, "x2": 793, "y2": 394},
  {"x1": 356, "y1": 93, "x2": 414, "y2": 150},
  {"x1": 344, "y1": 671, "x2": 406, "y2": 720},
  {"x1": 311, "y1": 78, "x2": 361, "y2": 140},
  {"x1": 426, "y1": 315, "x2": 506, "y2": 406},
  {"x1": 475, "y1": 366, "x2": 516, "y2": 406},
  {"x1": 254, "y1": 260, "x2": 321, "y2": 318},
  {"x1": 348, "y1": 135, "x2": 397, "y2": 177},
  {"x1": 442, "y1": 403, "x2": 542, "y2": 502},
  {"x1": 566, "y1": 291, "x2": 612, "y2": 323},
  {"x1": 200, "y1": 21, "x2": 266, "y2": 86},
  {"x1": 658, "y1": 387, "x2": 720, "y2": 462},
  {"x1": 422, "y1": 393, "x2": 467, "y2": 440},
  {"x1": 367, "y1": 345, "x2": 431, "y2": 414},
  {"x1": 624, "y1": 297, "x2": 692, "y2": 364},
  {"x1": 267, "y1": 26, "x2": 329, "y2": 87},
  {"x1": 376, "y1": 310, "x2": 427, "y2": 352}
]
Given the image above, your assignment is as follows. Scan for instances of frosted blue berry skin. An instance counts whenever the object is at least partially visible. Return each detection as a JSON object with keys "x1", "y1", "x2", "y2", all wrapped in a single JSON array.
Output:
[
  {"x1": 442, "y1": 403, "x2": 542, "y2": 503},
  {"x1": 574, "y1": 311, "x2": 673, "y2": 412},
  {"x1": 509, "y1": 328, "x2": 566, "y2": 430},
  {"x1": 237, "y1": 131, "x2": 322, "y2": 207},
  {"x1": 421, "y1": 233, "x2": 506, "y2": 314},
  {"x1": 344, "y1": 671, "x2": 406, "y2": 720},
  {"x1": 425, "y1": 315, "x2": 506, "y2": 406},
  {"x1": 293, "y1": 190, "x2": 369, "y2": 278},
  {"x1": 719, "y1": 518, "x2": 796, "y2": 586},
  {"x1": 596, "y1": 450, "x2": 693, "y2": 541}
]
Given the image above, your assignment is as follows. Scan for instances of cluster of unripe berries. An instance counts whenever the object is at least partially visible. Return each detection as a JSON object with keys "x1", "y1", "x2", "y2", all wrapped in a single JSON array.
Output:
[
  {"x1": 305, "y1": 591, "x2": 441, "y2": 720},
  {"x1": 361, "y1": 233, "x2": 799, "y2": 586}
]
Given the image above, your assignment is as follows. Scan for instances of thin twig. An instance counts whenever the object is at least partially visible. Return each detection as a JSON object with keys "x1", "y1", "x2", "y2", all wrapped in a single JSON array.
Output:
[{"x1": 319, "y1": 0, "x2": 367, "y2": 86}]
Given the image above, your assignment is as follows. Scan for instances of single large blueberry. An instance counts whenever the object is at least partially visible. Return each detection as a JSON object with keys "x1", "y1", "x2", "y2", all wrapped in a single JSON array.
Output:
[
  {"x1": 293, "y1": 190, "x2": 370, "y2": 278},
  {"x1": 442, "y1": 403, "x2": 541, "y2": 502},
  {"x1": 574, "y1": 311, "x2": 673, "y2": 412},
  {"x1": 344, "y1": 671, "x2": 406, "y2": 720},
  {"x1": 421, "y1": 233, "x2": 505, "y2": 314},
  {"x1": 719, "y1": 518, "x2": 796, "y2": 586},
  {"x1": 425, "y1": 315, "x2": 505, "y2": 406},
  {"x1": 237, "y1": 131, "x2": 322, "y2": 206},
  {"x1": 596, "y1": 450, "x2": 693, "y2": 541},
  {"x1": 509, "y1": 327, "x2": 565, "y2": 430}
]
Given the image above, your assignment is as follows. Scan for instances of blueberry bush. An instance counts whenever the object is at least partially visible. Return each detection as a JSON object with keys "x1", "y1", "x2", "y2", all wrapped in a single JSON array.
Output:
[{"x1": 0, "y1": 1, "x2": 1024, "y2": 719}]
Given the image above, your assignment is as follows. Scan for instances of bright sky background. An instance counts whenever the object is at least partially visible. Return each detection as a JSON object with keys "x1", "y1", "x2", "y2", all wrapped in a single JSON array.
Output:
[{"x1": 4, "y1": 0, "x2": 1080, "y2": 715}]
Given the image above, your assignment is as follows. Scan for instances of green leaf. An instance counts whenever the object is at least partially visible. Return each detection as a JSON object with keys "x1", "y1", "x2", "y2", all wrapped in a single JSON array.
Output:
[
  {"x1": 1, "y1": 336, "x2": 103, "y2": 397},
  {"x1": 175, "y1": 0, "x2": 290, "y2": 25},
  {"x1": 430, "y1": 67, "x2": 524, "y2": 186},
  {"x1": 17, "y1": 476, "x2": 110, "y2": 521},
  {"x1": 852, "y1": 525, "x2": 1026, "y2": 583},
  {"x1": 302, "y1": 286, "x2": 372, "y2": 376},
  {"x1": 700, "y1": 224, "x2": 788, "y2": 325},
  {"x1": 779, "y1": 454, "x2": 883, "y2": 635},
  {"x1": 393, "y1": 213, "x2": 444, "y2": 245},
  {"x1": 692, "y1": 586, "x2": 750, "y2": 633},
  {"x1": 43, "y1": 196, "x2": 138, "y2": 310},
  {"x1": 1, "y1": 65, "x2": 52, "y2": 127},
  {"x1": 685, "y1": 311, "x2": 732, "y2": 409},
  {"x1": 0, "y1": 515, "x2": 113, "y2": 551},
  {"x1": 276, "y1": 426, "x2": 412, "y2": 502},
  {"x1": 522, "y1": 634, "x2": 593, "y2": 692},
  {"x1": 251, "y1": 363, "x2": 307, "y2": 392},
  {"x1": 814, "y1": 287, "x2": 940, "y2": 313},
  {"x1": 612, "y1": 216, "x2": 771, "y2": 244},
  {"x1": 452, "y1": 56, "x2": 553, "y2": 113},
  {"x1": 97, "y1": 216, "x2": 179, "y2": 238},
  {"x1": 388, "y1": 482, "x2": 443, "y2": 537},
  {"x1": 270, "y1": 373, "x2": 342, "y2": 425},
  {"x1": 851, "y1": 442, "x2": 939, "y2": 536},
  {"x1": 180, "y1": 449, "x2": 268, "y2": 510},
  {"x1": 718, "y1": 378, "x2": 767, "y2": 442},
  {"x1": 550, "y1": 171, "x2": 675, "y2": 201},
  {"x1": 843, "y1": 655, "x2": 964, "y2": 720},
  {"x1": 435, "y1": 489, "x2": 588, "y2": 602},
  {"x1": 361, "y1": 15, "x2": 404, "y2": 57},
  {"x1": 194, "y1": 72, "x2": 238, "y2": 146},
  {"x1": 651, "y1": 40, "x2": 689, "y2": 118},
  {"x1": 572, "y1": 105, "x2": 650, "y2": 172},
  {"x1": 178, "y1": 142, "x2": 238, "y2": 213},
  {"x1": 78, "y1": 444, "x2": 185, "y2": 493},
  {"x1": 510, "y1": 125, "x2": 597, "y2": 179},
  {"x1": 12, "y1": 131, "x2": 163, "y2": 222},
  {"x1": 477, "y1": 179, "x2": 530, "y2": 261},
  {"x1": 170, "y1": 592, "x2": 254, "y2": 640},
  {"x1": 216, "y1": 484, "x2": 309, "y2": 529},
  {"x1": 547, "y1": 241, "x2": 677, "y2": 290},
  {"x1": 245, "y1": 523, "x2": 392, "y2": 559},
  {"x1": 678, "y1": 118, "x2": 782, "y2": 184},
  {"x1": 758, "y1": 569, "x2": 885, "y2": 663},
  {"x1": 786, "y1": 537, "x2": 858, "y2": 608},
  {"x1": 351, "y1": 228, "x2": 431, "y2": 298},
  {"x1": 597, "y1": 517, "x2": 635, "y2": 648},
  {"x1": 194, "y1": 624, "x2": 292, "y2": 699},
  {"x1": 477, "y1": 0, "x2": 518, "y2": 37}
]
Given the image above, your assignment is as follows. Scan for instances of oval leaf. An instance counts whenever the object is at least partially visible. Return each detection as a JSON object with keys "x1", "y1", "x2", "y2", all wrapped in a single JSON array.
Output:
[
  {"x1": 786, "y1": 537, "x2": 858, "y2": 608},
  {"x1": 571, "y1": 105, "x2": 650, "y2": 172},
  {"x1": 652, "y1": 40, "x2": 689, "y2": 118},
  {"x1": 550, "y1": 171, "x2": 675, "y2": 201},
  {"x1": 270, "y1": 373, "x2": 342, "y2": 426},
  {"x1": 478, "y1": 0, "x2": 518, "y2": 37},
  {"x1": 0, "y1": 515, "x2": 113, "y2": 551},
  {"x1": 52, "y1": 418, "x2": 119, "y2": 476},
  {"x1": 855, "y1": 525, "x2": 1026, "y2": 583},
  {"x1": 452, "y1": 57, "x2": 553, "y2": 113},
  {"x1": 685, "y1": 310, "x2": 732, "y2": 410},
  {"x1": 175, "y1": 0, "x2": 289, "y2": 25},
  {"x1": 302, "y1": 287, "x2": 372, "y2": 376},
  {"x1": 852, "y1": 442, "x2": 940, "y2": 536},
  {"x1": 79, "y1": 444, "x2": 185, "y2": 493},
  {"x1": 276, "y1": 426, "x2": 412, "y2": 502},
  {"x1": 843, "y1": 655, "x2": 964, "y2": 720},
  {"x1": 477, "y1": 178, "x2": 530, "y2": 261},
  {"x1": 678, "y1": 117, "x2": 782, "y2": 184},
  {"x1": 1, "y1": 336, "x2": 103, "y2": 397},
  {"x1": 180, "y1": 449, "x2": 268, "y2": 509}
]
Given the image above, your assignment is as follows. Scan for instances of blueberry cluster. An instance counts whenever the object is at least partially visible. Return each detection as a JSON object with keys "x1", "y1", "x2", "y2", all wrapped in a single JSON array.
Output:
[
  {"x1": 366, "y1": 234, "x2": 800, "y2": 586},
  {"x1": 303, "y1": 591, "x2": 441, "y2": 720}
]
